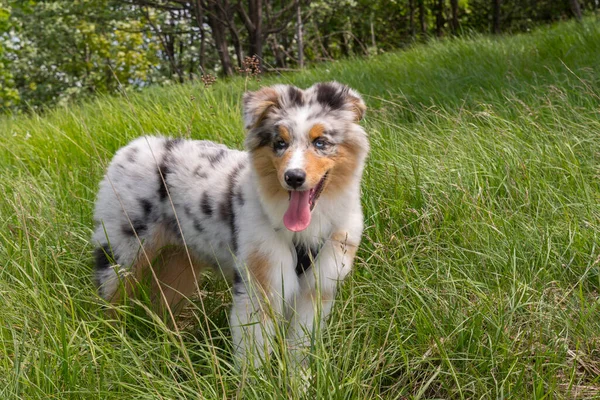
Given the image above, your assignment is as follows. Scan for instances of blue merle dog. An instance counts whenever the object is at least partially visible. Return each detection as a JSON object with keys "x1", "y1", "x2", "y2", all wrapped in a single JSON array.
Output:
[{"x1": 93, "y1": 81, "x2": 369, "y2": 365}]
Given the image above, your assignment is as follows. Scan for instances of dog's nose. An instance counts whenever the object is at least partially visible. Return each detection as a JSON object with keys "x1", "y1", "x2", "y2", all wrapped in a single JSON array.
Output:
[{"x1": 284, "y1": 169, "x2": 306, "y2": 189}]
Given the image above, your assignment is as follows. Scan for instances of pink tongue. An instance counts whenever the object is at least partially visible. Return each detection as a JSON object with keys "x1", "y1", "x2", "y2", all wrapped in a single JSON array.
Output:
[{"x1": 283, "y1": 191, "x2": 312, "y2": 232}]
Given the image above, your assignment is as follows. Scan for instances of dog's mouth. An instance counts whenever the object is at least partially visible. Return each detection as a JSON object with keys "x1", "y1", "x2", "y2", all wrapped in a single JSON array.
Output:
[{"x1": 283, "y1": 172, "x2": 329, "y2": 232}]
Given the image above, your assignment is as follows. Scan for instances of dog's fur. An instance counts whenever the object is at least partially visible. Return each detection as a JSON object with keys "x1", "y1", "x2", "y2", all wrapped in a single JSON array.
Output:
[{"x1": 92, "y1": 81, "x2": 369, "y2": 364}]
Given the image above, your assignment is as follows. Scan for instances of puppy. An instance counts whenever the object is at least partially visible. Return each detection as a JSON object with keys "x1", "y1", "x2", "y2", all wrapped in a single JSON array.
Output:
[{"x1": 92, "y1": 81, "x2": 369, "y2": 365}]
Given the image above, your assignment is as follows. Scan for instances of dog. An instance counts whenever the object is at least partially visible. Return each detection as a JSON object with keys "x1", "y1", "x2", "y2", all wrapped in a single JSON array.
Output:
[{"x1": 92, "y1": 81, "x2": 369, "y2": 365}]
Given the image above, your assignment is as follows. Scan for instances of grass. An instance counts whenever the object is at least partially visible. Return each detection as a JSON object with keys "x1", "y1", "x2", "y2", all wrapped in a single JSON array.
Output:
[{"x1": 1, "y1": 16, "x2": 600, "y2": 399}]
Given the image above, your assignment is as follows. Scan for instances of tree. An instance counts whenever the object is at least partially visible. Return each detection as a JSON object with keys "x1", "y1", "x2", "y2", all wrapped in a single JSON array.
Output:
[
  {"x1": 418, "y1": 0, "x2": 427, "y2": 35},
  {"x1": 435, "y1": 0, "x2": 445, "y2": 37},
  {"x1": 3, "y1": 0, "x2": 597, "y2": 113},
  {"x1": 568, "y1": 0, "x2": 583, "y2": 20},
  {"x1": 0, "y1": 5, "x2": 19, "y2": 111},
  {"x1": 450, "y1": 0, "x2": 459, "y2": 34},
  {"x1": 5, "y1": 0, "x2": 161, "y2": 111},
  {"x1": 492, "y1": 0, "x2": 501, "y2": 34}
]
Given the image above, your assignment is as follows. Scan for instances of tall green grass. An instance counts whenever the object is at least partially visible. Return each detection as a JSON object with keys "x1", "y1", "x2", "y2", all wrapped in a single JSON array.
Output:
[{"x1": 1, "y1": 17, "x2": 599, "y2": 399}]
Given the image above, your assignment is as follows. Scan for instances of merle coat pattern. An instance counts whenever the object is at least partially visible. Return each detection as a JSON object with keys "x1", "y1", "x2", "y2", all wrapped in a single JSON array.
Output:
[{"x1": 93, "y1": 81, "x2": 369, "y2": 366}]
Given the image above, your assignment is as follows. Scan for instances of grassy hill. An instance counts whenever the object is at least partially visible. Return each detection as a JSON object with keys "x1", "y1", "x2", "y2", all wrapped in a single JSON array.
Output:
[{"x1": 1, "y1": 17, "x2": 599, "y2": 399}]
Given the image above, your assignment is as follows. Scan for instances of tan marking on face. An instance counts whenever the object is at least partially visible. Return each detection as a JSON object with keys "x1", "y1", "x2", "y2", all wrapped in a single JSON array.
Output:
[
  {"x1": 251, "y1": 146, "x2": 289, "y2": 200},
  {"x1": 278, "y1": 125, "x2": 291, "y2": 142},
  {"x1": 323, "y1": 139, "x2": 362, "y2": 196},
  {"x1": 304, "y1": 149, "x2": 335, "y2": 187},
  {"x1": 247, "y1": 250, "x2": 271, "y2": 294},
  {"x1": 308, "y1": 123, "x2": 326, "y2": 141}
]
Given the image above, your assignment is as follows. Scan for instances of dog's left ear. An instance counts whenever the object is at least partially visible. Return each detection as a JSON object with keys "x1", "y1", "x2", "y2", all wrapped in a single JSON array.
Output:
[
  {"x1": 313, "y1": 82, "x2": 366, "y2": 122},
  {"x1": 242, "y1": 86, "x2": 280, "y2": 130},
  {"x1": 346, "y1": 87, "x2": 367, "y2": 122}
]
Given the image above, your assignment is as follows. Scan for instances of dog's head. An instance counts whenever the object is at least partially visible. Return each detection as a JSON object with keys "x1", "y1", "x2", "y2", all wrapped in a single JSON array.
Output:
[{"x1": 243, "y1": 82, "x2": 369, "y2": 232}]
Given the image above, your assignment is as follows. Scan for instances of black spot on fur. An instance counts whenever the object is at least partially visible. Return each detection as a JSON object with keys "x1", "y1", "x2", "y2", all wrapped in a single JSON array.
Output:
[
  {"x1": 316, "y1": 83, "x2": 347, "y2": 111},
  {"x1": 234, "y1": 271, "x2": 242, "y2": 285},
  {"x1": 139, "y1": 199, "x2": 153, "y2": 217},
  {"x1": 206, "y1": 149, "x2": 227, "y2": 166},
  {"x1": 255, "y1": 130, "x2": 273, "y2": 148},
  {"x1": 295, "y1": 244, "x2": 322, "y2": 276},
  {"x1": 121, "y1": 218, "x2": 147, "y2": 237},
  {"x1": 184, "y1": 204, "x2": 204, "y2": 233},
  {"x1": 157, "y1": 139, "x2": 180, "y2": 201},
  {"x1": 94, "y1": 244, "x2": 113, "y2": 271},
  {"x1": 193, "y1": 220, "x2": 204, "y2": 233},
  {"x1": 288, "y1": 86, "x2": 304, "y2": 107},
  {"x1": 121, "y1": 225, "x2": 134, "y2": 236},
  {"x1": 220, "y1": 163, "x2": 244, "y2": 252},
  {"x1": 127, "y1": 147, "x2": 139, "y2": 163},
  {"x1": 233, "y1": 271, "x2": 244, "y2": 295},
  {"x1": 235, "y1": 189, "x2": 245, "y2": 206},
  {"x1": 165, "y1": 216, "x2": 181, "y2": 238},
  {"x1": 157, "y1": 163, "x2": 170, "y2": 200},
  {"x1": 194, "y1": 165, "x2": 208, "y2": 179},
  {"x1": 164, "y1": 138, "x2": 182, "y2": 152},
  {"x1": 201, "y1": 193, "x2": 213, "y2": 216}
]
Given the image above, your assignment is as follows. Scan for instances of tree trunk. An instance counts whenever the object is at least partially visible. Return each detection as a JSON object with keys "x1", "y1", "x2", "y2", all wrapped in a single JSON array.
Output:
[
  {"x1": 199, "y1": 22, "x2": 206, "y2": 72},
  {"x1": 369, "y1": 13, "x2": 376, "y2": 51},
  {"x1": 237, "y1": 0, "x2": 263, "y2": 68},
  {"x1": 248, "y1": 0, "x2": 263, "y2": 61},
  {"x1": 270, "y1": 35, "x2": 286, "y2": 68},
  {"x1": 418, "y1": 0, "x2": 426, "y2": 35},
  {"x1": 568, "y1": 0, "x2": 582, "y2": 21},
  {"x1": 492, "y1": 0, "x2": 501, "y2": 34},
  {"x1": 435, "y1": 0, "x2": 445, "y2": 37},
  {"x1": 141, "y1": 6, "x2": 184, "y2": 82},
  {"x1": 188, "y1": 32, "x2": 195, "y2": 79},
  {"x1": 192, "y1": 0, "x2": 206, "y2": 73},
  {"x1": 340, "y1": 31, "x2": 350, "y2": 57},
  {"x1": 229, "y1": 25, "x2": 244, "y2": 68},
  {"x1": 296, "y1": 0, "x2": 304, "y2": 68},
  {"x1": 206, "y1": 2, "x2": 234, "y2": 76},
  {"x1": 450, "y1": 0, "x2": 459, "y2": 34},
  {"x1": 409, "y1": 0, "x2": 416, "y2": 38}
]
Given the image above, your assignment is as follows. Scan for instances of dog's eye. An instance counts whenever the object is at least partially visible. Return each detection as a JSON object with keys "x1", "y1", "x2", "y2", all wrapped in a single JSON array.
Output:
[
  {"x1": 274, "y1": 139, "x2": 288, "y2": 151},
  {"x1": 313, "y1": 138, "x2": 328, "y2": 150}
]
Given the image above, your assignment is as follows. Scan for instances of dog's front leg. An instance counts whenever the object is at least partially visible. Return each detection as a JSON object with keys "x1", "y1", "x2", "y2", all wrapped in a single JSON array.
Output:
[
  {"x1": 288, "y1": 230, "x2": 360, "y2": 354},
  {"x1": 230, "y1": 239, "x2": 298, "y2": 368}
]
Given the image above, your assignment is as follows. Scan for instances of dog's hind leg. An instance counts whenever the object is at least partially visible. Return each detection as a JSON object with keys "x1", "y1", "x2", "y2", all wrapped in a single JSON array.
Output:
[
  {"x1": 147, "y1": 245, "x2": 206, "y2": 317},
  {"x1": 94, "y1": 221, "x2": 204, "y2": 319}
]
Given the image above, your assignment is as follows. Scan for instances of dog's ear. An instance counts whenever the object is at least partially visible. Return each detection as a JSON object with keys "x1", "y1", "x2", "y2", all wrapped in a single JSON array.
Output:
[
  {"x1": 346, "y1": 87, "x2": 366, "y2": 122},
  {"x1": 242, "y1": 87, "x2": 281, "y2": 130},
  {"x1": 313, "y1": 82, "x2": 366, "y2": 122}
]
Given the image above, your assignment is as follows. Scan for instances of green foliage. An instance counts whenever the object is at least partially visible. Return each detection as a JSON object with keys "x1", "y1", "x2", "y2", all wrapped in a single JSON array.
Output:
[
  {"x1": 2, "y1": 0, "x2": 599, "y2": 113},
  {"x1": 1, "y1": 17, "x2": 600, "y2": 398},
  {"x1": 0, "y1": 5, "x2": 19, "y2": 109},
  {"x1": 3, "y1": 0, "x2": 161, "y2": 112}
]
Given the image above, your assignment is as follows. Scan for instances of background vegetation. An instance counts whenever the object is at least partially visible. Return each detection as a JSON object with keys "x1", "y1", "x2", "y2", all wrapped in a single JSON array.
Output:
[
  {"x1": 1, "y1": 0, "x2": 598, "y2": 112},
  {"x1": 1, "y1": 14, "x2": 599, "y2": 398}
]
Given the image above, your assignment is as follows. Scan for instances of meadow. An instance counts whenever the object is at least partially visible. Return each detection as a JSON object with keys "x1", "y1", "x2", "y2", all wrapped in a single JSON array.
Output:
[{"x1": 1, "y1": 17, "x2": 599, "y2": 399}]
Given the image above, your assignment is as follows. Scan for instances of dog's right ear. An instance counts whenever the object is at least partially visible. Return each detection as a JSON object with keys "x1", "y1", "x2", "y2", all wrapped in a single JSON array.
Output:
[{"x1": 242, "y1": 87, "x2": 281, "y2": 130}]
